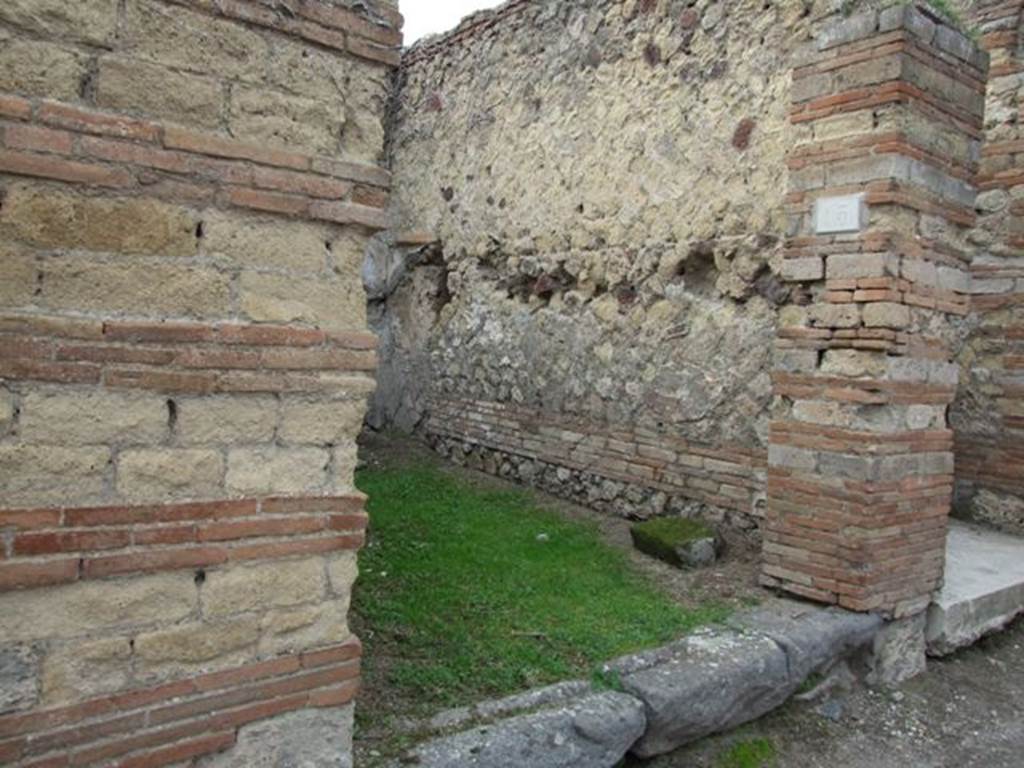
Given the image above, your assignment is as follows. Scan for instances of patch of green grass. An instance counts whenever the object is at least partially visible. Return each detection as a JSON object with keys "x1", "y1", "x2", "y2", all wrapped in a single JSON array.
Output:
[
  {"x1": 590, "y1": 666, "x2": 624, "y2": 693},
  {"x1": 796, "y1": 671, "x2": 824, "y2": 695},
  {"x1": 354, "y1": 465, "x2": 727, "y2": 713},
  {"x1": 716, "y1": 738, "x2": 777, "y2": 768}
]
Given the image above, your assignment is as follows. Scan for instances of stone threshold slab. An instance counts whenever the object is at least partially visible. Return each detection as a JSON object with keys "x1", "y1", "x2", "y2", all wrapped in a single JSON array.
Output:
[{"x1": 926, "y1": 521, "x2": 1024, "y2": 656}]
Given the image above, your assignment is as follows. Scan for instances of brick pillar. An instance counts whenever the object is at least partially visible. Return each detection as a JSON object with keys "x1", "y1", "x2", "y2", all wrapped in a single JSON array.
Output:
[
  {"x1": 763, "y1": 4, "x2": 989, "y2": 619},
  {"x1": 0, "y1": 1, "x2": 400, "y2": 765}
]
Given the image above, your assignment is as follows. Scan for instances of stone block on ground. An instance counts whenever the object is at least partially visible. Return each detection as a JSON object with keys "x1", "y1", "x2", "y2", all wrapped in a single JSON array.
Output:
[
  {"x1": 728, "y1": 599, "x2": 882, "y2": 679},
  {"x1": 867, "y1": 613, "x2": 927, "y2": 687},
  {"x1": 630, "y1": 517, "x2": 721, "y2": 569},
  {"x1": 614, "y1": 629, "x2": 794, "y2": 758},
  {"x1": 398, "y1": 691, "x2": 645, "y2": 768}
]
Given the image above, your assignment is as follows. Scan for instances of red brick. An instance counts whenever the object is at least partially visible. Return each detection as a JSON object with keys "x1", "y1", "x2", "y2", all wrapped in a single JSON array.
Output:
[
  {"x1": 204, "y1": 692, "x2": 307, "y2": 732},
  {"x1": 102, "y1": 321, "x2": 219, "y2": 344},
  {"x1": 80, "y1": 136, "x2": 190, "y2": 173},
  {"x1": 131, "y1": 525, "x2": 198, "y2": 546},
  {"x1": 55, "y1": 343, "x2": 177, "y2": 366},
  {"x1": 151, "y1": 666, "x2": 354, "y2": 728},
  {"x1": 72, "y1": 721, "x2": 199, "y2": 766},
  {"x1": 259, "y1": 347, "x2": 377, "y2": 372},
  {"x1": 351, "y1": 184, "x2": 388, "y2": 208},
  {"x1": 0, "y1": 314, "x2": 104, "y2": 340},
  {"x1": 14, "y1": 529, "x2": 130, "y2": 556},
  {"x1": 38, "y1": 101, "x2": 160, "y2": 142},
  {"x1": 307, "y1": 680, "x2": 360, "y2": 707},
  {"x1": 280, "y1": 16, "x2": 348, "y2": 52},
  {"x1": 227, "y1": 186, "x2": 310, "y2": 216},
  {"x1": 308, "y1": 200, "x2": 388, "y2": 229},
  {"x1": 300, "y1": 639, "x2": 362, "y2": 669},
  {"x1": 216, "y1": 324, "x2": 327, "y2": 347},
  {"x1": 261, "y1": 495, "x2": 365, "y2": 514},
  {"x1": 0, "y1": 336, "x2": 54, "y2": 360},
  {"x1": 251, "y1": 166, "x2": 351, "y2": 199},
  {"x1": 292, "y1": 2, "x2": 402, "y2": 46},
  {"x1": 853, "y1": 289, "x2": 902, "y2": 302},
  {"x1": 0, "y1": 736, "x2": 24, "y2": 763},
  {"x1": 0, "y1": 509, "x2": 62, "y2": 531},
  {"x1": 114, "y1": 731, "x2": 236, "y2": 768},
  {"x1": 327, "y1": 513, "x2": 370, "y2": 532},
  {"x1": 0, "y1": 150, "x2": 132, "y2": 187},
  {"x1": 227, "y1": 534, "x2": 364, "y2": 563},
  {"x1": 0, "y1": 95, "x2": 32, "y2": 121},
  {"x1": 104, "y1": 368, "x2": 217, "y2": 394},
  {"x1": 311, "y1": 156, "x2": 391, "y2": 188},
  {"x1": 21, "y1": 756, "x2": 69, "y2": 768},
  {"x1": 4, "y1": 124, "x2": 74, "y2": 155},
  {"x1": 187, "y1": 155, "x2": 254, "y2": 185},
  {"x1": 81, "y1": 546, "x2": 228, "y2": 578},
  {"x1": 347, "y1": 35, "x2": 402, "y2": 66},
  {"x1": 163, "y1": 126, "x2": 308, "y2": 170},
  {"x1": 0, "y1": 359, "x2": 100, "y2": 385},
  {"x1": 17, "y1": 707, "x2": 142, "y2": 757},
  {"x1": 66, "y1": 499, "x2": 257, "y2": 527},
  {"x1": 192, "y1": 655, "x2": 301, "y2": 694},
  {"x1": 177, "y1": 348, "x2": 262, "y2": 370},
  {"x1": 327, "y1": 331, "x2": 378, "y2": 350},
  {"x1": 197, "y1": 516, "x2": 326, "y2": 542},
  {"x1": 0, "y1": 561, "x2": 77, "y2": 589}
]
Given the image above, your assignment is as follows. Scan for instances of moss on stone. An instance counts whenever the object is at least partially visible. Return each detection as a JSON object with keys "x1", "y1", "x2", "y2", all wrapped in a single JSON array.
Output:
[{"x1": 630, "y1": 517, "x2": 716, "y2": 568}]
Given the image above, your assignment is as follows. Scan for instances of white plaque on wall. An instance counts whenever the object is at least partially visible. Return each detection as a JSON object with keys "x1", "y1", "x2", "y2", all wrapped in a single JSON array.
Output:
[{"x1": 813, "y1": 193, "x2": 865, "y2": 235}]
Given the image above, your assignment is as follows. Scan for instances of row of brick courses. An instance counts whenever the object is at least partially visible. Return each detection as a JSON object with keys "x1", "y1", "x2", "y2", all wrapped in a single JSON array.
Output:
[
  {"x1": 425, "y1": 396, "x2": 766, "y2": 520},
  {"x1": 0, "y1": 314, "x2": 377, "y2": 396},
  {"x1": 0, "y1": 494, "x2": 367, "y2": 590},
  {"x1": 0, "y1": 94, "x2": 390, "y2": 228},
  {"x1": 0, "y1": 637, "x2": 361, "y2": 766}
]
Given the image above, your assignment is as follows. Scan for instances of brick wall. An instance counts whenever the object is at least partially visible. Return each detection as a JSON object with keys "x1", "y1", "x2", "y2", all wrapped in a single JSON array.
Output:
[
  {"x1": 0, "y1": 1, "x2": 400, "y2": 765},
  {"x1": 426, "y1": 397, "x2": 766, "y2": 525},
  {"x1": 376, "y1": 0, "x2": 842, "y2": 526},
  {"x1": 953, "y1": 0, "x2": 1024, "y2": 532},
  {"x1": 763, "y1": 4, "x2": 988, "y2": 618}
]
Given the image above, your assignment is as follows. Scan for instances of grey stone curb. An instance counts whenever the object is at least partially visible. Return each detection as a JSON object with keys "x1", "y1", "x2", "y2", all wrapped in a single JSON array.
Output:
[{"x1": 393, "y1": 601, "x2": 881, "y2": 767}]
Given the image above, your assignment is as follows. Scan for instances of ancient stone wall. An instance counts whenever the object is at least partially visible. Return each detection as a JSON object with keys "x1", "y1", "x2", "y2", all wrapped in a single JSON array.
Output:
[
  {"x1": 373, "y1": 0, "x2": 907, "y2": 526},
  {"x1": 954, "y1": 0, "x2": 1024, "y2": 533},
  {"x1": 375, "y1": 0, "x2": 1022, "y2": 539},
  {"x1": 0, "y1": 1, "x2": 400, "y2": 765},
  {"x1": 373, "y1": 0, "x2": 823, "y2": 526}
]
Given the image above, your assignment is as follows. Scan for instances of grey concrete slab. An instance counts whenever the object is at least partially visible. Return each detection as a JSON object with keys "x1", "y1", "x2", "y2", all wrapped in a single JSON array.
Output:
[{"x1": 926, "y1": 521, "x2": 1024, "y2": 656}]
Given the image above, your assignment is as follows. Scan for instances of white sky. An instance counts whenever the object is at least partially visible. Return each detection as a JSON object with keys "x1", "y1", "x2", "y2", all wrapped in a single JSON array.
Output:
[{"x1": 402, "y1": 0, "x2": 506, "y2": 44}]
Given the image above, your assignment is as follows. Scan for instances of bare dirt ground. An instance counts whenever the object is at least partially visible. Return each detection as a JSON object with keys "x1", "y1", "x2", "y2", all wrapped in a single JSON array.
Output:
[{"x1": 356, "y1": 434, "x2": 1024, "y2": 768}]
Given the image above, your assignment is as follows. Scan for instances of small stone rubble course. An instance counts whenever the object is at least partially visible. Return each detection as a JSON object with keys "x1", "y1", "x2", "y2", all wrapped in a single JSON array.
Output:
[{"x1": 399, "y1": 603, "x2": 881, "y2": 767}]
